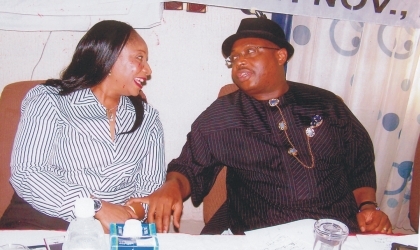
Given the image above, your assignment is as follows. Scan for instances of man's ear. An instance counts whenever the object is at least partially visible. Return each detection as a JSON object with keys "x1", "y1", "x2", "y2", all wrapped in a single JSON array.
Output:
[{"x1": 276, "y1": 48, "x2": 288, "y2": 65}]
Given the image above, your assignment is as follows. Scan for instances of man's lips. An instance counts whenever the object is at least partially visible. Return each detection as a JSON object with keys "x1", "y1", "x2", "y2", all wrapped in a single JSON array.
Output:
[
  {"x1": 236, "y1": 69, "x2": 252, "y2": 81},
  {"x1": 134, "y1": 77, "x2": 146, "y2": 89}
]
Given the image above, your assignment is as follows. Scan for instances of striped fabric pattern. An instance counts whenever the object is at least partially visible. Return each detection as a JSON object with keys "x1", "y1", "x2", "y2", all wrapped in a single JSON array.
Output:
[
  {"x1": 10, "y1": 85, "x2": 166, "y2": 222},
  {"x1": 168, "y1": 81, "x2": 376, "y2": 233}
]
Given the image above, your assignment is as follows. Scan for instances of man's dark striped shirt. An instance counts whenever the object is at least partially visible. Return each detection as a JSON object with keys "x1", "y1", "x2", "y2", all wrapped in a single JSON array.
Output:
[{"x1": 168, "y1": 81, "x2": 376, "y2": 234}]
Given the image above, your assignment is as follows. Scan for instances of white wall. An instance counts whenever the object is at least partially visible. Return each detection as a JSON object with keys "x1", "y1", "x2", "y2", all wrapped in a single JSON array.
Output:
[{"x1": 0, "y1": 5, "x2": 262, "y2": 222}]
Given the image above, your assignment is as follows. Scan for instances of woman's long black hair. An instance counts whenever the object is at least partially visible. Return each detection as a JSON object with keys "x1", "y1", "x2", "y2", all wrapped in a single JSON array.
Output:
[{"x1": 44, "y1": 20, "x2": 144, "y2": 134}]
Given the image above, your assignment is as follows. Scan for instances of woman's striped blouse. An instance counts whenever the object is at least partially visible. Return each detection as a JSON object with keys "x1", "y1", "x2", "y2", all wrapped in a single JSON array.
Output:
[{"x1": 10, "y1": 85, "x2": 166, "y2": 222}]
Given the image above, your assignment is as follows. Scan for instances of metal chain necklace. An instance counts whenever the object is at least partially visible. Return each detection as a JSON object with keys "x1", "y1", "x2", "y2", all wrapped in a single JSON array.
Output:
[
  {"x1": 268, "y1": 98, "x2": 322, "y2": 169},
  {"x1": 105, "y1": 105, "x2": 118, "y2": 122}
]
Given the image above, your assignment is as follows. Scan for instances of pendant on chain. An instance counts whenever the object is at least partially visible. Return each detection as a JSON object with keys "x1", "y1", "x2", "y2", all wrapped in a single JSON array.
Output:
[
  {"x1": 268, "y1": 99, "x2": 280, "y2": 107},
  {"x1": 278, "y1": 121, "x2": 287, "y2": 130},
  {"x1": 268, "y1": 98, "x2": 322, "y2": 169},
  {"x1": 288, "y1": 148, "x2": 298, "y2": 156},
  {"x1": 306, "y1": 127, "x2": 315, "y2": 137}
]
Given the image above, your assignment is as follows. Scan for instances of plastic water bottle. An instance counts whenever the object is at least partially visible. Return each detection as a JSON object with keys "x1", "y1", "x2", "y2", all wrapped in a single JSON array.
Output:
[{"x1": 62, "y1": 198, "x2": 106, "y2": 250}]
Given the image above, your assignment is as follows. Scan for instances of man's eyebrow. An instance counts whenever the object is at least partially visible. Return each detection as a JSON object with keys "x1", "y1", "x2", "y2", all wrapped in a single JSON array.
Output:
[{"x1": 230, "y1": 44, "x2": 259, "y2": 53}]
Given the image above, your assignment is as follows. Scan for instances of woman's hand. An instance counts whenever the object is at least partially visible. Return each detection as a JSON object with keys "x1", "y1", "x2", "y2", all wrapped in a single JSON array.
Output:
[
  {"x1": 94, "y1": 200, "x2": 138, "y2": 233},
  {"x1": 125, "y1": 202, "x2": 145, "y2": 220},
  {"x1": 127, "y1": 173, "x2": 189, "y2": 233},
  {"x1": 126, "y1": 180, "x2": 184, "y2": 233}
]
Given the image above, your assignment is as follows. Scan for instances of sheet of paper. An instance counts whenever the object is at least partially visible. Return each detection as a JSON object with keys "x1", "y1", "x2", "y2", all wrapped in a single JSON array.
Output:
[
  {"x1": 157, "y1": 233, "x2": 254, "y2": 250},
  {"x1": 244, "y1": 219, "x2": 366, "y2": 250},
  {"x1": 244, "y1": 219, "x2": 316, "y2": 250},
  {"x1": 356, "y1": 234, "x2": 418, "y2": 250}
]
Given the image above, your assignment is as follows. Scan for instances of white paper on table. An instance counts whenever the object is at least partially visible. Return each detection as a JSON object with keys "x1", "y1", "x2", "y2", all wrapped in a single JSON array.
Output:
[
  {"x1": 341, "y1": 236, "x2": 365, "y2": 250},
  {"x1": 157, "y1": 233, "x2": 254, "y2": 250},
  {"x1": 244, "y1": 219, "x2": 367, "y2": 250},
  {"x1": 356, "y1": 234, "x2": 419, "y2": 250},
  {"x1": 244, "y1": 219, "x2": 316, "y2": 250}
]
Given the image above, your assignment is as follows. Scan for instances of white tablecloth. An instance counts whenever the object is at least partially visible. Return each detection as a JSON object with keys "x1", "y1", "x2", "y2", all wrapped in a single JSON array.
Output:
[{"x1": 0, "y1": 220, "x2": 418, "y2": 250}]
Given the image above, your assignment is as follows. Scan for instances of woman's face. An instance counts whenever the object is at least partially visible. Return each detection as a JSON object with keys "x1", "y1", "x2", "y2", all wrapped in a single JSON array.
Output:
[{"x1": 108, "y1": 31, "x2": 152, "y2": 97}]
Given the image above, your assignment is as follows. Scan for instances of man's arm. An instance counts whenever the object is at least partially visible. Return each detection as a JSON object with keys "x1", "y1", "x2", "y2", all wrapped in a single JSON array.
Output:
[
  {"x1": 353, "y1": 187, "x2": 392, "y2": 233},
  {"x1": 127, "y1": 171, "x2": 191, "y2": 233},
  {"x1": 339, "y1": 102, "x2": 392, "y2": 234}
]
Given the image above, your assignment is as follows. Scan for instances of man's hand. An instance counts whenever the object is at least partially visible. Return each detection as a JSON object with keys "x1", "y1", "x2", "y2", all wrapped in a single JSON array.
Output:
[
  {"x1": 357, "y1": 208, "x2": 392, "y2": 234},
  {"x1": 94, "y1": 200, "x2": 138, "y2": 233},
  {"x1": 126, "y1": 172, "x2": 190, "y2": 233},
  {"x1": 353, "y1": 187, "x2": 393, "y2": 234}
]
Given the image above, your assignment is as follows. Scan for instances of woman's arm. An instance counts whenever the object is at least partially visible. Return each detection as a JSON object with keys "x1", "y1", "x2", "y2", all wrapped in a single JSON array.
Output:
[
  {"x1": 130, "y1": 111, "x2": 166, "y2": 220},
  {"x1": 10, "y1": 87, "x2": 93, "y2": 221}
]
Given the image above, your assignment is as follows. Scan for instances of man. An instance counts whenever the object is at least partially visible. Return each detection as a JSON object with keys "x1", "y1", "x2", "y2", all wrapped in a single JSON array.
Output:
[{"x1": 130, "y1": 17, "x2": 392, "y2": 235}]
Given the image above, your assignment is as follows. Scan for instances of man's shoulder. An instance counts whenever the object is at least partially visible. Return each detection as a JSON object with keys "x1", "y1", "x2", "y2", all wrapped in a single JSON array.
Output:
[
  {"x1": 287, "y1": 81, "x2": 343, "y2": 107},
  {"x1": 201, "y1": 90, "x2": 241, "y2": 115},
  {"x1": 286, "y1": 81, "x2": 355, "y2": 125},
  {"x1": 288, "y1": 81, "x2": 337, "y2": 99},
  {"x1": 193, "y1": 91, "x2": 242, "y2": 130}
]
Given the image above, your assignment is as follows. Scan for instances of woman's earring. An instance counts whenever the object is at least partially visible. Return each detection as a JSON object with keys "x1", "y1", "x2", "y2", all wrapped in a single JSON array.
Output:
[{"x1": 108, "y1": 71, "x2": 112, "y2": 76}]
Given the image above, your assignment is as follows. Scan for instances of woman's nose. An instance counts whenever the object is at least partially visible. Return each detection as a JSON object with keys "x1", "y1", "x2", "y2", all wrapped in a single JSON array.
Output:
[{"x1": 143, "y1": 62, "x2": 152, "y2": 76}]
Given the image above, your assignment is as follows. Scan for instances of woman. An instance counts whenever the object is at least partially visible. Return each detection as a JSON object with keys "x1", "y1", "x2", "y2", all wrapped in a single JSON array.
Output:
[{"x1": 0, "y1": 20, "x2": 165, "y2": 233}]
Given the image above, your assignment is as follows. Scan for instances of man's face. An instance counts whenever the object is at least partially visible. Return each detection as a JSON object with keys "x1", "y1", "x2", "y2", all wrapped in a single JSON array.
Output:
[{"x1": 229, "y1": 37, "x2": 287, "y2": 100}]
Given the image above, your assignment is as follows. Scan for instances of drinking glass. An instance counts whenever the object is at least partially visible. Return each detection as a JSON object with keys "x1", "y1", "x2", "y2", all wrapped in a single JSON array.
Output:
[{"x1": 313, "y1": 219, "x2": 349, "y2": 250}]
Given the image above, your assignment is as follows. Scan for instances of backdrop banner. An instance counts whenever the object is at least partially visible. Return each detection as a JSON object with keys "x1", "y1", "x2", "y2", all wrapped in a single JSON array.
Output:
[
  {"x1": 0, "y1": 0, "x2": 163, "y2": 31},
  {"x1": 2, "y1": 1, "x2": 418, "y2": 30},
  {"x1": 182, "y1": 0, "x2": 420, "y2": 29}
]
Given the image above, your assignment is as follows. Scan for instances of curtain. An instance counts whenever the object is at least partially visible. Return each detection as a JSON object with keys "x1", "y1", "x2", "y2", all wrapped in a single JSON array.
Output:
[{"x1": 277, "y1": 13, "x2": 420, "y2": 233}]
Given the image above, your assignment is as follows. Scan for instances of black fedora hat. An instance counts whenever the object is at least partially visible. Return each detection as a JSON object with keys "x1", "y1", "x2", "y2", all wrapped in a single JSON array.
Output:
[{"x1": 222, "y1": 18, "x2": 294, "y2": 60}]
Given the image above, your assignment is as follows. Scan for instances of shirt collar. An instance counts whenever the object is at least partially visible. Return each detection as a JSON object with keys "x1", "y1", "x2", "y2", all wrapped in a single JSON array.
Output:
[{"x1": 69, "y1": 88, "x2": 135, "y2": 113}]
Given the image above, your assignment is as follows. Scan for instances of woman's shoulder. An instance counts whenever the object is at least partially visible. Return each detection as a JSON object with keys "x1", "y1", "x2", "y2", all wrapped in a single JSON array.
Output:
[
  {"x1": 142, "y1": 102, "x2": 160, "y2": 119},
  {"x1": 20, "y1": 85, "x2": 62, "y2": 114},
  {"x1": 23, "y1": 84, "x2": 60, "y2": 103},
  {"x1": 140, "y1": 102, "x2": 163, "y2": 134},
  {"x1": 25, "y1": 84, "x2": 60, "y2": 98}
]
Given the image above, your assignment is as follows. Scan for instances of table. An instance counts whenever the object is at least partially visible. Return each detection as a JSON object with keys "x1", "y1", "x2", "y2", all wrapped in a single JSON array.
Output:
[{"x1": 0, "y1": 219, "x2": 418, "y2": 250}]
